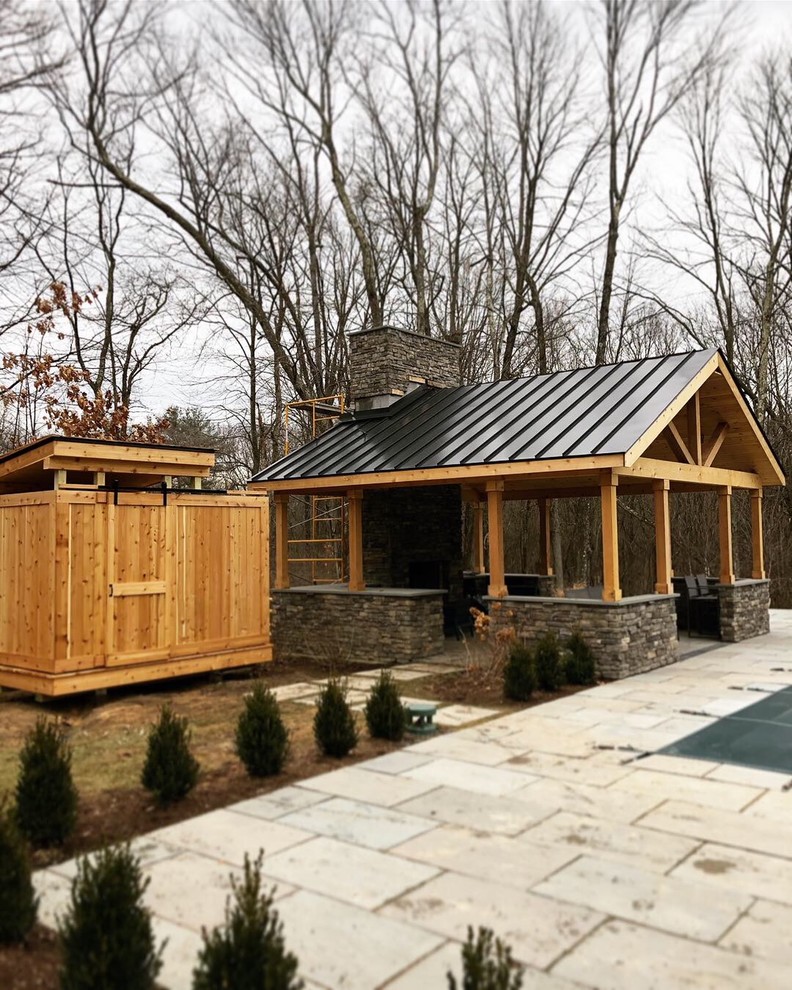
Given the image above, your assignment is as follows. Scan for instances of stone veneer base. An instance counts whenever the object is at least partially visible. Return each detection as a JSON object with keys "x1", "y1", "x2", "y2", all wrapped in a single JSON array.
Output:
[
  {"x1": 716, "y1": 579, "x2": 771, "y2": 642},
  {"x1": 486, "y1": 594, "x2": 679, "y2": 681},
  {"x1": 271, "y1": 586, "x2": 445, "y2": 664}
]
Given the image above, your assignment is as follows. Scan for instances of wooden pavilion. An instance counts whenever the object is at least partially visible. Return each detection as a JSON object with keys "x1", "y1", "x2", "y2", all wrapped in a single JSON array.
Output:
[
  {"x1": 251, "y1": 338, "x2": 785, "y2": 678},
  {"x1": 0, "y1": 436, "x2": 271, "y2": 696}
]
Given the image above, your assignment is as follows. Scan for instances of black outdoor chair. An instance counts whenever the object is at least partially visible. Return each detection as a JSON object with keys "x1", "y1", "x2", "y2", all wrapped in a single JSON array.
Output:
[{"x1": 685, "y1": 575, "x2": 721, "y2": 639}]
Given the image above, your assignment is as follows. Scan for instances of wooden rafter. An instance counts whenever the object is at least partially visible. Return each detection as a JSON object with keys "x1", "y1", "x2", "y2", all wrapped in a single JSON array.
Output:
[
  {"x1": 687, "y1": 392, "x2": 702, "y2": 464},
  {"x1": 703, "y1": 422, "x2": 729, "y2": 467},
  {"x1": 664, "y1": 421, "x2": 695, "y2": 465}
]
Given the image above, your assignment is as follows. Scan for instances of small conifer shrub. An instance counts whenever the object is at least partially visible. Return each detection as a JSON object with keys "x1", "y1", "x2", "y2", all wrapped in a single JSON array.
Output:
[
  {"x1": 364, "y1": 672, "x2": 406, "y2": 741},
  {"x1": 313, "y1": 680, "x2": 358, "y2": 758},
  {"x1": 534, "y1": 632, "x2": 564, "y2": 692},
  {"x1": 236, "y1": 683, "x2": 290, "y2": 777},
  {"x1": 15, "y1": 717, "x2": 78, "y2": 847},
  {"x1": 192, "y1": 852, "x2": 302, "y2": 990},
  {"x1": 0, "y1": 804, "x2": 37, "y2": 943},
  {"x1": 59, "y1": 844, "x2": 162, "y2": 990},
  {"x1": 565, "y1": 632, "x2": 597, "y2": 686},
  {"x1": 448, "y1": 926, "x2": 524, "y2": 990},
  {"x1": 141, "y1": 704, "x2": 199, "y2": 806},
  {"x1": 503, "y1": 643, "x2": 536, "y2": 702}
]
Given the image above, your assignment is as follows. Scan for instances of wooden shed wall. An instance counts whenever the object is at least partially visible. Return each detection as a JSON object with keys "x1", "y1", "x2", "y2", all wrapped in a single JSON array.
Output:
[{"x1": 0, "y1": 489, "x2": 271, "y2": 694}]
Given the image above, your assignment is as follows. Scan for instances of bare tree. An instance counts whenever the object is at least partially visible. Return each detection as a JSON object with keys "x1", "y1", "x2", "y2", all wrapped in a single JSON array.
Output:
[{"x1": 592, "y1": 0, "x2": 726, "y2": 364}]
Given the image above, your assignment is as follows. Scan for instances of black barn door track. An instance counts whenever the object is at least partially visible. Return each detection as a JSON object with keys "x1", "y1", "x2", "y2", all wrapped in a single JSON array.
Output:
[{"x1": 660, "y1": 685, "x2": 792, "y2": 775}]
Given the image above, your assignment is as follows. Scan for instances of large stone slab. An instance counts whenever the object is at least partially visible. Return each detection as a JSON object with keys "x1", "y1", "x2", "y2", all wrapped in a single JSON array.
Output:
[
  {"x1": 512, "y1": 777, "x2": 664, "y2": 824},
  {"x1": 380, "y1": 871, "x2": 604, "y2": 970},
  {"x1": 153, "y1": 809, "x2": 312, "y2": 866},
  {"x1": 607, "y1": 767, "x2": 761, "y2": 812},
  {"x1": 522, "y1": 811, "x2": 699, "y2": 873},
  {"x1": 670, "y1": 841, "x2": 792, "y2": 903},
  {"x1": 260, "y1": 835, "x2": 439, "y2": 909},
  {"x1": 553, "y1": 919, "x2": 788, "y2": 989},
  {"x1": 720, "y1": 899, "x2": 792, "y2": 964},
  {"x1": 535, "y1": 854, "x2": 752, "y2": 940},
  {"x1": 403, "y1": 757, "x2": 535, "y2": 796},
  {"x1": 636, "y1": 800, "x2": 792, "y2": 859},
  {"x1": 280, "y1": 796, "x2": 435, "y2": 850},
  {"x1": 397, "y1": 785, "x2": 551, "y2": 836},
  {"x1": 275, "y1": 889, "x2": 445, "y2": 990},
  {"x1": 229, "y1": 786, "x2": 328, "y2": 821},
  {"x1": 297, "y1": 765, "x2": 436, "y2": 807},
  {"x1": 392, "y1": 825, "x2": 578, "y2": 889}
]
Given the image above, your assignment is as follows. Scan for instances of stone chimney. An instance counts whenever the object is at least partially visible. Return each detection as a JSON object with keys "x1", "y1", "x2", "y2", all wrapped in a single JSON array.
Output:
[{"x1": 348, "y1": 325, "x2": 461, "y2": 411}]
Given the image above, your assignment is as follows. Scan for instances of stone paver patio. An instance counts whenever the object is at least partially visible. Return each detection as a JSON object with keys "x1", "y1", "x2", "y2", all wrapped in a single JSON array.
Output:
[{"x1": 36, "y1": 612, "x2": 792, "y2": 989}]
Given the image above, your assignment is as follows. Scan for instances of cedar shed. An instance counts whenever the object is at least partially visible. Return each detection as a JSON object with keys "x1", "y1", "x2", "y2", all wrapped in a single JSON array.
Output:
[{"x1": 0, "y1": 436, "x2": 271, "y2": 696}]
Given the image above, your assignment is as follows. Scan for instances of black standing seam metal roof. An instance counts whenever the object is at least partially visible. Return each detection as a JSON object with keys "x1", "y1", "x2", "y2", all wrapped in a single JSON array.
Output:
[{"x1": 252, "y1": 349, "x2": 719, "y2": 483}]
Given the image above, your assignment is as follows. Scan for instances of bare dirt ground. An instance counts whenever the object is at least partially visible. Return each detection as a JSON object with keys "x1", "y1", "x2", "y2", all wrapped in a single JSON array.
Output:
[{"x1": 0, "y1": 653, "x2": 586, "y2": 988}]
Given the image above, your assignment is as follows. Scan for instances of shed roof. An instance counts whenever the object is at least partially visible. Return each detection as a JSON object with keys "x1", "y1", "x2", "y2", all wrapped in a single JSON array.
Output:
[{"x1": 0, "y1": 436, "x2": 215, "y2": 493}]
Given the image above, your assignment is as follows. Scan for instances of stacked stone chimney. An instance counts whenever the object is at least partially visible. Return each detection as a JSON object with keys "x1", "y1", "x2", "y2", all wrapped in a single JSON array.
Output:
[{"x1": 348, "y1": 325, "x2": 461, "y2": 411}]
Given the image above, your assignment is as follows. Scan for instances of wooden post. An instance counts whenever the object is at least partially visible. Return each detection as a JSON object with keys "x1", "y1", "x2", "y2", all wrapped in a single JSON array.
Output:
[
  {"x1": 538, "y1": 497, "x2": 553, "y2": 575},
  {"x1": 600, "y1": 470, "x2": 622, "y2": 601},
  {"x1": 473, "y1": 502, "x2": 485, "y2": 574},
  {"x1": 687, "y1": 392, "x2": 702, "y2": 465},
  {"x1": 653, "y1": 479, "x2": 672, "y2": 594},
  {"x1": 347, "y1": 489, "x2": 365, "y2": 591},
  {"x1": 486, "y1": 480, "x2": 507, "y2": 597},
  {"x1": 718, "y1": 485, "x2": 735, "y2": 585},
  {"x1": 751, "y1": 489, "x2": 765, "y2": 580},
  {"x1": 274, "y1": 493, "x2": 290, "y2": 589}
]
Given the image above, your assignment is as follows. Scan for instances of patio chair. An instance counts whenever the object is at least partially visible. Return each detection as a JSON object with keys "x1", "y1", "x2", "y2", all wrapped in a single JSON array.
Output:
[{"x1": 686, "y1": 575, "x2": 720, "y2": 639}]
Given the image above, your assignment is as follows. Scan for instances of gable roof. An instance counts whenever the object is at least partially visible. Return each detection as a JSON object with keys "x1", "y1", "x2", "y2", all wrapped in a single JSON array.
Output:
[{"x1": 252, "y1": 348, "x2": 784, "y2": 488}]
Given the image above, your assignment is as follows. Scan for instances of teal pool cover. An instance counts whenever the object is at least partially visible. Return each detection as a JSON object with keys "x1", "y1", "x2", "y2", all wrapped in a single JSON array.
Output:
[{"x1": 659, "y1": 685, "x2": 792, "y2": 775}]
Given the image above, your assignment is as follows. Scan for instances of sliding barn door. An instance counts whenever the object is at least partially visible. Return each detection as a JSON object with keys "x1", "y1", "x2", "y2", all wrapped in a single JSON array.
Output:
[{"x1": 106, "y1": 500, "x2": 169, "y2": 665}]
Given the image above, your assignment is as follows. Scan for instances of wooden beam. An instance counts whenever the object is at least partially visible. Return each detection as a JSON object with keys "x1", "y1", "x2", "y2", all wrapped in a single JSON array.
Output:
[
  {"x1": 653, "y1": 479, "x2": 672, "y2": 594},
  {"x1": 718, "y1": 485, "x2": 735, "y2": 585},
  {"x1": 250, "y1": 453, "x2": 626, "y2": 494},
  {"x1": 538, "y1": 497, "x2": 553, "y2": 576},
  {"x1": 664, "y1": 421, "x2": 695, "y2": 465},
  {"x1": 473, "y1": 502, "x2": 485, "y2": 574},
  {"x1": 347, "y1": 489, "x2": 365, "y2": 591},
  {"x1": 703, "y1": 422, "x2": 729, "y2": 467},
  {"x1": 274, "y1": 493, "x2": 290, "y2": 589},
  {"x1": 617, "y1": 457, "x2": 761, "y2": 490},
  {"x1": 486, "y1": 480, "x2": 507, "y2": 597},
  {"x1": 687, "y1": 392, "x2": 702, "y2": 465},
  {"x1": 600, "y1": 470, "x2": 622, "y2": 601},
  {"x1": 751, "y1": 489, "x2": 766, "y2": 580}
]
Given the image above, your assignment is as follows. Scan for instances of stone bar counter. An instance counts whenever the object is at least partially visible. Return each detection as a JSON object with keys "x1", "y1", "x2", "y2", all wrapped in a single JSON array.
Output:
[
  {"x1": 271, "y1": 586, "x2": 446, "y2": 664},
  {"x1": 487, "y1": 593, "x2": 679, "y2": 680}
]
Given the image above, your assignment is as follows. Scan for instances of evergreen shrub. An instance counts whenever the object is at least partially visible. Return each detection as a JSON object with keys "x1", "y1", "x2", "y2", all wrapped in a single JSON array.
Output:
[
  {"x1": 15, "y1": 717, "x2": 78, "y2": 847},
  {"x1": 141, "y1": 704, "x2": 199, "y2": 806},
  {"x1": 503, "y1": 643, "x2": 536, "y2": 702},
  {"x1": 236, "y1": 683, "x2": 290, "y2": 777},
  {"x1": 192, "y1": 852, "x2": 302, "y2": 990},
  {"x1": 313, "y1": 680, "x2": 358, "y2": 758},
  {"x1": 364, "y1": 672, "x2": 406, "y2": 741},
  {"x1": 534, "y1": 632, "x2": 564, "y2": 692},
  {"x1": 0, "y1": 804, "x2": 37, "y2": 943},
  {"x1": 447, "y1": 926, "x2": 524, "y2": 990},
  {"x1": 59, "y1": 844, "x2": 162, "y2": 990},
  {"x1": 564, "y1": 632, "x2": 597, "y2": 685}
]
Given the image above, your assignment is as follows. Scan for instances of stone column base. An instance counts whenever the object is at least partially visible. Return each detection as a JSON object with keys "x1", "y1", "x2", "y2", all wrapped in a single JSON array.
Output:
[
  {"x1": 715, "y1": 579, "x2": 771, "y2": 642},
  {"x1": 486, "y1": 594, "x2": 679, "y2": 680}
]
